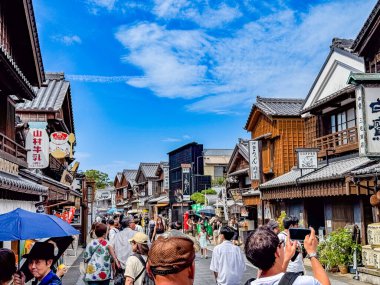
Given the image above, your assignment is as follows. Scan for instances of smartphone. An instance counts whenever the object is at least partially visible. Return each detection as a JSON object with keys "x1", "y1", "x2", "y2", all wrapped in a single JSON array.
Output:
[{"x1": 289, "y1": 228, "x2": 311, "y2": 241}]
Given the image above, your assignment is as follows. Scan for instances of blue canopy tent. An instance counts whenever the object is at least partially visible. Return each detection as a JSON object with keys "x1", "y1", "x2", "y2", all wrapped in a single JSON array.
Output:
[{"x1": 0, "y1": 208, "x2": 79, "y2": 241}]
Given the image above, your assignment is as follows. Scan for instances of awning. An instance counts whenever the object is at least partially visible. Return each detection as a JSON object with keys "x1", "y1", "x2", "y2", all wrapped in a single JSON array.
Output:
[
  {"x1": 148, "y1": 196, "x2": 169, "y2": 204},
  {"x1": 156, "y1": 203, "x2": 169, "y2": 207},
  {"x1": 0, "y1": 171, "x2": 48, "y2": 195}
]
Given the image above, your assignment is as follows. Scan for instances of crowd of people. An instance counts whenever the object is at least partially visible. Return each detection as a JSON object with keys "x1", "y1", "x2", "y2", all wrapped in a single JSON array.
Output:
[{"x1": 0, "y1": 212, "x2": 332, "y2": 285}]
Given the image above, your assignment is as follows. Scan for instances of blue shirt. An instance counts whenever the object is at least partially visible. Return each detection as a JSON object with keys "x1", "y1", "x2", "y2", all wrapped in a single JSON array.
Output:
[{"x1": 33, "y1": 270, "x2": 62, "y2": 285}]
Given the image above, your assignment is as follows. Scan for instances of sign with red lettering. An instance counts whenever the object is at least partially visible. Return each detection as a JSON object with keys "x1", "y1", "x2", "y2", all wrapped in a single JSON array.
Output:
[{"x1": 26, "y1": 122, "x2": 49, "y2": 169}]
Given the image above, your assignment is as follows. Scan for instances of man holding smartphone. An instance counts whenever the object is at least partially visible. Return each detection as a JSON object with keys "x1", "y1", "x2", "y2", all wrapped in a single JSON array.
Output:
[
  {"x1": 244, "y1": 227, "x2": 330, "y2": 285},
  {"x1": 278, "y1": 216, "x2": 304, "y2": 275}
]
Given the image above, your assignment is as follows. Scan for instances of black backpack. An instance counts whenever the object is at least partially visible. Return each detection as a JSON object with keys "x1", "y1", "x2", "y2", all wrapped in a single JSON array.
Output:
[{"x1": 244, "y1": 272, "x2": 299, "y2": 285}]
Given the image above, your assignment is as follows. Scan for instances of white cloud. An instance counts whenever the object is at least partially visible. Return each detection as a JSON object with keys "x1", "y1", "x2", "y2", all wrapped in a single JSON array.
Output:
[
  {"x1": 53, "y1": 35, "x2": 82, "y2": 45},
  {"x1": 153, "y1": 1, "x2": 242, "y2": 28},
  {"x1": 67, "y1": 74, "x2": 139, "y2": 83},
  {"x1": 87, "y1": 0, "x2": 116, "y2": 11},
  {"x1": 161, "y1": 134, "x2": 192, "y2": 142},
  {"x1": 114, "y1": 0, "x2": 375, "y2": 114}
]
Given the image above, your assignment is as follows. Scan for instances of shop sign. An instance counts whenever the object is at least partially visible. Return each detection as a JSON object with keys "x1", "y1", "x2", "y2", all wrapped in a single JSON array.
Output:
[
  {"x1": 26, "y1": 122, "x2": 49, "y2": 169},
  {"x1": 295, "y1": 148, "x2": 319, "y2": 169},
  {"x1": 248, "y1": 140, "x2": 260, "y2": 181},
  {"x1": 182, "y1": 165, "x2": 191, "y2": 201},
  {"x1": 50, "y1": 132, "x2": 70, "y2": 159},
  {"x1": 163, "y1": 165, "x2": 169, "y2": 191},
  {"x1": 0, "y1": 158, "x2": 19, "y2": 175},
  {"x1": 111, "y1": 193, "x2": 116, "y2": 208},
  {"x1": 356, "y1": 86, "x2": 380, "y2": 156}
]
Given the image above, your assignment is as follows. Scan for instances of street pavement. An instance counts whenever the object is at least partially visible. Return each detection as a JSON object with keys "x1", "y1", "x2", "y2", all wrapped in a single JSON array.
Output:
[{"x1": 63, "y1": 245, "x2": 365, "y2": 285}]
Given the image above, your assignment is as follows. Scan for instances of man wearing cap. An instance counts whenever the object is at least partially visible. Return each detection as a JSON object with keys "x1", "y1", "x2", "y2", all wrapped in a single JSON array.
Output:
[
  {"x1": 109, "y1": 217, "x2": 137, "y2": 269},
  {"x1": 125, "y1": 232, "x2": 150, "y2": 285},
  {"x1": 22, "y1": 242, "x2": 61, "y2": 285},
  {"x1": 147, "y1": 235, "x2": 196, "y2": 285}
]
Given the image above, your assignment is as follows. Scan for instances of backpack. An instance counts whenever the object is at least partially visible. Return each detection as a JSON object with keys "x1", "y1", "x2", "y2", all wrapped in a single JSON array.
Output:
[
  {"x1": 244, "y1": 272, "x2": 299, "y2": 285},
  {"x1": 134, "y1": 254, "x2": 155, "y2": 285}
]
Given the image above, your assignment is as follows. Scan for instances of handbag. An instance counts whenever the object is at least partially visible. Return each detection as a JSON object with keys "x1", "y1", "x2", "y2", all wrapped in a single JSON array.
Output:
[
  {"x1": 113, "y1": 268, "x2": 125, "y2": 285},
  {"x1": 80, "y1": 243, "x2": 101, "y2": 275}
]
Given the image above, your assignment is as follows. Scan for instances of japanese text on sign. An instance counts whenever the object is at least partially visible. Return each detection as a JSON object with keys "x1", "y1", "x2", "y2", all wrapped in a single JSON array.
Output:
[
  {"x1": 249, "y1": 140, "x2": 260, "y2": 181},
  {"x1": 26, "y1": 122, "x2": 49, "y2": 169}
]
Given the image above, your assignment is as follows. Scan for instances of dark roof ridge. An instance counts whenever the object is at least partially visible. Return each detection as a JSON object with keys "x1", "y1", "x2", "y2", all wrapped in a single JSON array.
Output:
[{"x1": 257, "y1": 96, "x2": 304, "y2": 103}]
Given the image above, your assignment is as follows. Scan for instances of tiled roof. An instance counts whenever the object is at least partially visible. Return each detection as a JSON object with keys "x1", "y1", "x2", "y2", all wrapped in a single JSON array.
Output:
[
  {"x1": 123, "y1": 169, "x2": 138, "y2": 185},
  {"x1": 226, "y1": 140, "x2": 249, "y2": 174},
  {"x1": 203, "y1": 149, "x2": 234, "y2": 156},
  {"x1": 16, "y1": 73, "x2": 70, "y2": 112},
  {"x1": 1, "y1": 171, "x2": 48, "y2": 195},
  {"x1": 261, "y1": 156, "x2": 373, "y2": 189},
  {"x1": 139, "y1": 163, "x2": 160, "y2": 179},
  {"x1": 351, "y1": 161, "x2": 380, "y2": 175},
  {"x1": 245, "y1": 97, "x2": 303, "y2": 129},
  {"x1": 330, "y1": 38, "x2": 354, "y2": 51},
  {"x1": 352, "y1": 1, "x2": 380, "y2": 53}
]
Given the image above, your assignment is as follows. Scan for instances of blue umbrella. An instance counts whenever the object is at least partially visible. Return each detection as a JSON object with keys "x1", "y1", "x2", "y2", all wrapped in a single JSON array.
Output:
[
  {"x1": 107, "y1": 207, "x2": 117, "y2": 214},
  {"x1": 198, "y1": 206, "x2": 215, "y2": 216},
  {"x1": 0, "y1": 208, "x2": 79, "y2": 241}
]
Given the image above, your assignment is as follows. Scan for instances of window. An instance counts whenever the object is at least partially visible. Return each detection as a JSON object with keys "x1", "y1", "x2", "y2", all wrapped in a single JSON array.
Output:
[{"x1": 330, "y1": 107, "x2": 356, "y2": 133}]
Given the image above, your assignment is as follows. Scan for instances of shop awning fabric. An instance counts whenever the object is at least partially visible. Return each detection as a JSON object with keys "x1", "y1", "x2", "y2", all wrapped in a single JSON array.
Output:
[{"x1": 0, "y1": 171, "x2": 48, "y2": 195}]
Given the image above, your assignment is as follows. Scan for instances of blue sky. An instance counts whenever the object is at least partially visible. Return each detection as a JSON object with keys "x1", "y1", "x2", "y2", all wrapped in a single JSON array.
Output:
[{"x1": 33, "y1": 0, "x2": 376, "y2": 178}]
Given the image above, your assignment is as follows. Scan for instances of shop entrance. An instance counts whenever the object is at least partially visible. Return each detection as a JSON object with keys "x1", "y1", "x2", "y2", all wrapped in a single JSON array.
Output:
[{"x1": 305, "y1": 198, "x2": 325, "y2": 231}]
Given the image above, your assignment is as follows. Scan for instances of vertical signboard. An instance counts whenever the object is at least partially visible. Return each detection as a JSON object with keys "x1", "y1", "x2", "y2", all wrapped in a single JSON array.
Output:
[
  {"x1": 182, "y1": 164, "x2": 191, "y2": 201},
  {"x1": 26, "y1": 122, "x2": 49, "y2": 169},
  {"x1": 163, "y1": 165, "x2": 169, "y2": 191},
  {"x1": 296, "y1": 148, "x2": 319, "y2": 169},
  {"x1": 356, "y1": 86, "x2": 380, "y2": 156},
  {"x1": 248, "y1": 140, "x2": 260, "y2": 181}
]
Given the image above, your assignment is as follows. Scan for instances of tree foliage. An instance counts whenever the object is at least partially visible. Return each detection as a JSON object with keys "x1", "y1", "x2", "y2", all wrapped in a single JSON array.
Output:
[
  {"x1": 190, "y1": 192, "x2": 206, "y2": 204},
  {"x1": 84, "y1": 169, "x2": 111, "y2": 189},
  {"x1": 201, "y1": 189, "x2": 217, "y2": 195}
]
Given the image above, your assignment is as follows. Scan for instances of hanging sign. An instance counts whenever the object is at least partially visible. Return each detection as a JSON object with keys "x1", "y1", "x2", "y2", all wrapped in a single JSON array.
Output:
[
  {"x1": 356, "y1": 86, "x2": 380, "y2": 156},
  {"x1": 295, "y1": 148, "x2": 319, "y2": 169},
  {"x1": 50, "y1": 132, "x2": 70, "y2": 159},
  {"x1": 26, "y1": 122, "x2": 49, "y2": 169},
  {"x1": 248, "y1": 140, "x2": 260, "y2": 181}
]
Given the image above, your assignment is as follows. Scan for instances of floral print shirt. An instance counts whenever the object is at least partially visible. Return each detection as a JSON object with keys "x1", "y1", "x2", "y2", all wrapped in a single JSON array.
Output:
[{"x1": 84, "y1": 238, "x2": 112, "y2": 281}]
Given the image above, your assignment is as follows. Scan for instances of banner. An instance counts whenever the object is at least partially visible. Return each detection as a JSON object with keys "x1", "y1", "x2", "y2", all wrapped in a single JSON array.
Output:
[
  {"x1": 248, "y1": 140, "x2": 260, "y2": 181},
  {"x1": 26, "y1": 122, "x2": 49, "y2": 169},
  {"x1": 163, "y1": 165, "x2": 169, "y2": 191},
  {"x1": 357, "y1": 86, "x2": 380, "y2": 156},
  {"x1": 182, "y1": 165, "x2": 191, "y2": 201}
]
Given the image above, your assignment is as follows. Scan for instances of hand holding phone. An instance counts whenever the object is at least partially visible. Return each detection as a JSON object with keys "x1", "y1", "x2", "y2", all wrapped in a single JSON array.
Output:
[{"x1": 289, "y1": 228, "x2": 311, "y2": 241}]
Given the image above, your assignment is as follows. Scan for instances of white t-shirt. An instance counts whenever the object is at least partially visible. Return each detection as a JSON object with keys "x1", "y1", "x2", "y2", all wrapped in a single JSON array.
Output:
[
  {"x1": 210, "y1": 240, "x2": 246, "y2": 285},
  {"x1": 124, "y1": 255, "x2": 147, "y2": 285},
  {"x1": 110, "y1": 228, "x2": 137, "y2": 269},
  {"x1": 278, "y1": 232, "x2": 305, "y2": 273},
  {"x1": 250, "y1": 273, "x2": 321, "y2": 285},
  {"x1": 108, "y1": 227, "x2": 119, "y2": 243}
]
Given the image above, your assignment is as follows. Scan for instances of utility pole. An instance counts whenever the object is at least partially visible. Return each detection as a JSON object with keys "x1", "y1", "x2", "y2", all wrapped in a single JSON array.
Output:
[{"x1": 222, "y1": 186, "x2": 228, "y2": 222}]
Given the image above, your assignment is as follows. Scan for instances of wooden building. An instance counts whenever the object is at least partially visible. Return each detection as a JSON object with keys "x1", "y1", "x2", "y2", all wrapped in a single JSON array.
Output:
[
  {"x1": 113, "y1": 169, "x2": 137, "y2": 213},
  {"x1": 148, "y1": 162, "x2": 170, "y2": 217},
  {"x1": 244, "y1": 96, "x2": 305, "y2": 223},
  {"x1": 134, "y1": 163, "x2": 159, "y2": 212},
  {"x1": 260, "y1": 39, "x2": 375, "y2": 238}
]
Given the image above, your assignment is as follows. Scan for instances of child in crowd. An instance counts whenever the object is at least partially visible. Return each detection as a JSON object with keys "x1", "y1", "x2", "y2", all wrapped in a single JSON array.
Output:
[{"x1": 198, "y1": 225, "x2": 210, "y2": 259}]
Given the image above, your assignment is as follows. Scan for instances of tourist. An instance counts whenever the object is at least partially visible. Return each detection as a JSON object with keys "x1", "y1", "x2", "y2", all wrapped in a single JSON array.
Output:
[
  {"x1": 151, "y1": 216, "x2": 165, "y2": 242},
  {"x1": 229, "y1": 217, "x2": 240, "y2": 246},
  {"x1": 267, "y1": 220, "x2": 280, "y2": 234},
  {"x1": 108, "y1": 219, "x2": 119, "y2": 243},
  {"x1": 84, "y1": 223, "x2": 115, "y2": 285},
  {"x1": 124, "y1": 232, "x2": 150, "y2": 285},
  {"x1": 245, "y1": 227, "x2": 330, "y2": 285},
  {"x1": 187, "y1": 216, "x2": 195, "y2": 236},
  {"x1": 109, "y1": 217, "x2": 137, "y2": 270},
  {"x1": 210, "y1": 226, "x2": 246, "y2": 285},
  {"x1": 22, "y1": 242, "x2": 61, "y2": 285},
  {"x1": 278, "y1": 216, "x2": 305, "y2": 275},
  {"x1": 198, "y1": 225, "x2": 210, "y2": 259},
  {"x1": 0, "y1": 248, "x2": 22, "y2": 285},
  {"x1": 134, "y1": 216, "x2": 144, "y2": 233},
  {"x1": 213, "y1": 219, "x2": 222, "y2": 245},
  {"x1": 147, "y1": 236, "x2": 195, "y2": 285}
]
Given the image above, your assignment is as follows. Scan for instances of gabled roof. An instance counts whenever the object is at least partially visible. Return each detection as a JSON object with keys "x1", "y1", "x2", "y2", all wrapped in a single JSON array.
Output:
[
  {"x1": 136, "y1": 163, "x2": 160, "y2": 181},
  {"x1": 352, "y1": 1, "x2": 380, "y2": 55},
  {"x1": 17, "y1": 73, "x2": 70, "y2": 112},
  {"x1": 301, "y1": 38, "x2": 364, "y2": 113},
  {"x1": 122, "y1": 169, "x2": 138, "y2": 186},
  {"x1": 203, "y1": 149, "x2": 234, "y2": 156},
  {"x1": 226, "y1": 140, "x2": 249, "y2": 174},
  {"x1": 244, "y1": 97, "x2": 303, "y2": 130}
]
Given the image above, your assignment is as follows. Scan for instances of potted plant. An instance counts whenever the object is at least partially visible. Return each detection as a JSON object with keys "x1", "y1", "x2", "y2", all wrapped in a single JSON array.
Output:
[{"x1": 318, "y1": 228, "x2": 360, "y2": 274}]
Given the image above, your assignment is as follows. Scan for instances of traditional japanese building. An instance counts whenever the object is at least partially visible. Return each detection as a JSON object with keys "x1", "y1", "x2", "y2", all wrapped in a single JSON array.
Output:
[
  {"x1": 244, "y1": 96, "x2": 305, "y2": 223},
  {"x1": 134, "y1": 163, "x2": 160, "y2": 213},
  {"x1": 147, "y1": 162, "x2": 169, "y2": 217},
  {"x1": 260, "y1": 38, "x2": 376, "y2": 238}
]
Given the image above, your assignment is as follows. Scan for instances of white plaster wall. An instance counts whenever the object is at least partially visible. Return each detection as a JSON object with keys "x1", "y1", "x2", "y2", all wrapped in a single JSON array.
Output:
[{"x1": 0, "y1": 199, "x2": 36, "y2": 214}]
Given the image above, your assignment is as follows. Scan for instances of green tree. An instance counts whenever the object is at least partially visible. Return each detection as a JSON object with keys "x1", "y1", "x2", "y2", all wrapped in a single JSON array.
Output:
[
  {"x1": 84, "y1": 169, "x2": 111, "y2": 189},
  {"x1": 190, "y1": 192, "x2": 206, "y2": 204},
  {"x1": 201, "y1": 189, "x2": 217, "y2": 195}
]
